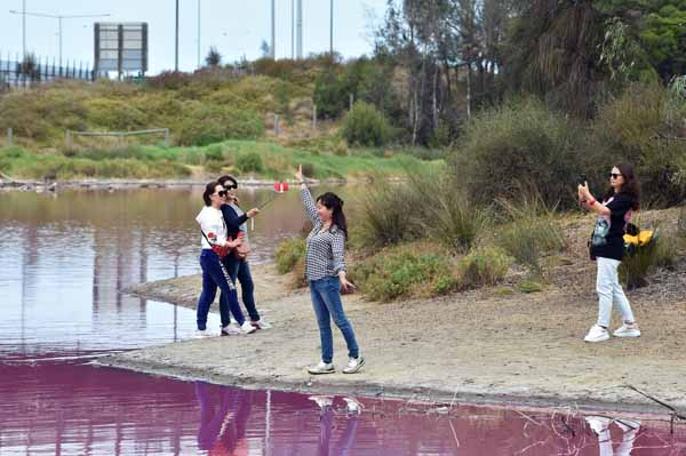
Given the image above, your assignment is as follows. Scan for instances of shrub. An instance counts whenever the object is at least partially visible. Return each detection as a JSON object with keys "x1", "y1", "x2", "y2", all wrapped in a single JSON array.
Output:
[
  {"x1": 589, "y1": 84, "x2": 686, "y2": 208},
  {"x1": 85, "y1": 98, "x2": 148, "y2": 131},
  {"x1": 493, "y1": 190, "x2": 566, "y2": 274},
  {"x1": 619, "y1": 230, "x2": 673, "y2": 289},
  {"x1": 342, "y1": 101, "x2": 392, "y2": 147},
  {"x1": 175, "y1": 102, "x2": 264, "y2": 146},
  {"x1": 275, "y1": 237, "x2": 306, "y2": 274},
  {"x1": 350, "y1": 243, "x2": 459, "y2": 301},
  {"x1": 458, "y1": 246, "x2": 512, "y2": 290},
  {"x1": 451, "y1": 98, "x2": 582, "y2": 209},
  {"x1": 356, "y1": 179, "x2": 423, "y2": 249},
  {"x1": 235, "y1": 151, "x2": 263, "y2": 173}
]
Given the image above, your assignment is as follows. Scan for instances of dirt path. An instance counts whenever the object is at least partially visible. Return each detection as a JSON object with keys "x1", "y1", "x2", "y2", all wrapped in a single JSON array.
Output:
[{"x1": 101, "y1": 247, "x2": 686, "y2": 416}]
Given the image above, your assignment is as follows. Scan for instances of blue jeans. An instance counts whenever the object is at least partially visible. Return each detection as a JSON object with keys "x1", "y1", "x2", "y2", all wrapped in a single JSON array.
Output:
[
  {"x1": 197, "y1": 250, "x2": 246, "y2": 330},
  {"x1": 309, "y1": 276, "x2": 359, "y2": 363},
  {"x1": 222, "y1": 255, "x2": 260, "y2": 321}
]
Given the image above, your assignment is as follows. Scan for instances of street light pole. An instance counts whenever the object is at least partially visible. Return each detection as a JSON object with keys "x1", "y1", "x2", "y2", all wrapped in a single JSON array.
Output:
[
  {"x1": 175, "y1": 0, "x2": 180, "y2": 71},
  {"x1": 329, "y1": 0, "x2": 333, "y2": 56},
  {"x1": 8, "y1": 9, "x2": 110, "y2": 68},
  {"x1": 22, "y1": 0, "x2": 26, "y2": 60},
  {"x1": 197, "y1": 0, "x2": 201, "y2": 68}
]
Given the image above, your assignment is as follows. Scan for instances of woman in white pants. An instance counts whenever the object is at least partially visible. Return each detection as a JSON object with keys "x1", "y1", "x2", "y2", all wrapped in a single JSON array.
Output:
[{"x1": 578, "y1": 163, "x2": 641, "y2": 342}]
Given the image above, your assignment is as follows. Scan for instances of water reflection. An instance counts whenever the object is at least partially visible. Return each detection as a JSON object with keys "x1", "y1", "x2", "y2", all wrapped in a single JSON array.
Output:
[
  {"x1": 0, "y1": 187, "x2": 346, "y2": 359},
  {"x1": 1, "y1": 361, "x2": 684, "y2": 455}
]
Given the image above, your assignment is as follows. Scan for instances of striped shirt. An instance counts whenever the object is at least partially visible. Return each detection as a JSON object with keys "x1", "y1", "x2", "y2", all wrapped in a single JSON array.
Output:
[{"x1": 300, "y1": 186, "x2": 346, "y2": 281}]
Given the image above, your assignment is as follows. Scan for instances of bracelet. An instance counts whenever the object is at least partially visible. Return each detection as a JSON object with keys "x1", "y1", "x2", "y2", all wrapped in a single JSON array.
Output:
[{"x1": 589, "y1": 199, "x2": 596, "y2": 206}]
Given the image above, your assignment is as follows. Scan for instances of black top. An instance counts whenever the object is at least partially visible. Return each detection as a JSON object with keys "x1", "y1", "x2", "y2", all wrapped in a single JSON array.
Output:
[
  {"x1": 590, "y1": 193, "x2": 635, "y2": 261},
  {"x1": 220, "y1": 203, "x2": 248, "y2": 239}
]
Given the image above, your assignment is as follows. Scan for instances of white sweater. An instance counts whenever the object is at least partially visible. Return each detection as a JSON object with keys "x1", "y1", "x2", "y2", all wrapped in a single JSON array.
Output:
[{"x1": 195, "y1": 206, "x2": 227, "y2": 249}]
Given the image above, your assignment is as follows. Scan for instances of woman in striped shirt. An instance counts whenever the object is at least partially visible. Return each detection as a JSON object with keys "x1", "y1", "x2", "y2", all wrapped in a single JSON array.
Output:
[{"x1": 296, "y1": 165, "x2": 364, "y2": 375}]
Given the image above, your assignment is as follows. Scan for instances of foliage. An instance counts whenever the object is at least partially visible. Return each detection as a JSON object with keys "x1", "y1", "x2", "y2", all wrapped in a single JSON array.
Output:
[
  {"x1": 235, "y1": 151, "x2": 264, "y2": 173},
  {"x1": 493, "y1": 191, "x2": 566, "y2": 274},
  {"x1": 205, "y1": 47, "x2": 222, "y2": 67},
  {"x1": 451, "y1": 99, "x2": 583, "y2": 209},
  {"x1": 274, "y1": 237, "x2": 306, "y2": 274},
  {"x1": 457, "y1": 246, "x2": 512, "y2": 290},
  {"x1": 619, "y1": 230, "x2": 674, "y2": 290},
  {"x1": 175, "y1": 103, "x2": 264, "y2": 146},
  {"x1": 349, "y1": 243, "x2": 459, "y2": 301},
  {"x1": 342, "y1": 101, "x2": 393, "y2": 147}
]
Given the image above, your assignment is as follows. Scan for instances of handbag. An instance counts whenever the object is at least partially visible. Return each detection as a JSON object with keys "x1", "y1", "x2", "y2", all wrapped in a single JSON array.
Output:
[{"x1": 200, "y1": 230, "x2": 232, "y2": 259}]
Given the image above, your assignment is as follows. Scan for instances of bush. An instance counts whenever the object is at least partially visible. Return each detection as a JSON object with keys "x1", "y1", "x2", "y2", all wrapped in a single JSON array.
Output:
[
  {"x1": 356, "y1": 178, "x2": 423, "y2": 249},
  {"x1": 275, "y1": 237, "x2": 306, "y2": 274},
  {"x1": 350, "y1": 243, "x2": 459, "y2": 301},
  {"x1": 342, "y1": 101, "x2": 392, "y2": 147},
  {"x1": 589, "y1": 84, "x2": 686, "y2": 208},
  {"x1": 175, "y1": 103, "x2": 264, "y2": 146},
  {"x1": 458, "y1": 246, "x2": 512, "y2": 290},
  {"x1": 619, "y1": 230, "x2": 673, "y2": 289},
  {"x1": 451, "y1": 98, "x2": 582, "y2": 209},
  {"x1": 235, "y1": 151, "x2": 263, "y2": 173},
  {"x1": 493, "y1": 190, "x2": 566, "y2": 274}
]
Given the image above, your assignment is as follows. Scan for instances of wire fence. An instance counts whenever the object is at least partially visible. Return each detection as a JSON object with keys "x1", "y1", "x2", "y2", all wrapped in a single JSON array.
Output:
[{"x1": 0, "y1": 52, "x2": 96, "y2": 90}]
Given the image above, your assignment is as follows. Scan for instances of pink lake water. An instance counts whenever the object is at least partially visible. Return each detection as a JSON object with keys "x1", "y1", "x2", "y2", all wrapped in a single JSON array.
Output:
[{"x1": 0, "y1": 188, "x2": 684, "y2": 455}]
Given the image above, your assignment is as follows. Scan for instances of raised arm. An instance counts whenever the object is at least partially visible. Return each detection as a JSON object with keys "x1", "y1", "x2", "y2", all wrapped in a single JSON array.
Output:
[{"x1": 296, "y1": 164, "x2": 318, "y2": 224}]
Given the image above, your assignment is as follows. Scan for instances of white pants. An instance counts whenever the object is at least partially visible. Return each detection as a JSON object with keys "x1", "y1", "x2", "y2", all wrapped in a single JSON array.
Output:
[{"x1": 596, "y1": 257, "x2": 635, "y2": 327}]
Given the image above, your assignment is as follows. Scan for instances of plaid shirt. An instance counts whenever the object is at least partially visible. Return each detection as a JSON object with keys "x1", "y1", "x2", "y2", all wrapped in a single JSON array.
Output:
[{"x1": 300, "y1": 186, "x2": 346, "y2": 281}]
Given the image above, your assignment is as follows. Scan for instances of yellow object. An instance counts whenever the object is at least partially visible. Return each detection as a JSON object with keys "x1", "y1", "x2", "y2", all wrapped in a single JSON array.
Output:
[{"x1": 624, "y1": 230, "x2": 654, "y2": 246}]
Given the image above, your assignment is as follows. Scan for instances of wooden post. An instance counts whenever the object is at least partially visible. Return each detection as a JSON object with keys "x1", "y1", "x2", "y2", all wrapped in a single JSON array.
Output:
[
  {"x1": 349, "y1": 93, "x2": 354, "y2": 111},
  {"x1": 7, "y1": 128, "x2": 13, "y2": 146},
  {"x1": 163, "y1": 128, "x2": 170, "y2": 146},
  {"x1": 312, "y1": 104, "x2": 317, "y2": 129},
  {"x1": 274, "y1": 114, "x2": 280, "y2": 135},
  {"x1": 65, "y1": 130, "x2": 72, "y2": 149}
]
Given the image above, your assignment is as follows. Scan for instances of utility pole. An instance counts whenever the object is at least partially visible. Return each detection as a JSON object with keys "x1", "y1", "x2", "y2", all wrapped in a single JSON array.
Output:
[
  {"x1": 291, "y1": 0, "x2": 294, "y2": 59},
  {"x1": 329, "y1": 0, "x2": 333, "y2": 55},
  {"x1": 296, "y1": 0, "x2": 302, "y2": 59},
  {"x1": 175, "y1": 0, "x2": 179, "y2": 71},
  {"x1": 9, "y1": 9, "x2": 110, "y2": 67},
  {"x1": 197, "y1": 0, "x2": 201, "y2": 68},
  {"x1": 270, "y1": 0, "x2": 275, "y2": 59},
  {"x1": 22, "y1": 0, "x2": 26, "y2": 60}
]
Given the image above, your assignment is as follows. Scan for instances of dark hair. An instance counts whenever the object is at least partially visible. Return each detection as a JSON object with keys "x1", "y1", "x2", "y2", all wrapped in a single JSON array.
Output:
[
  {"x1": 603, "y1": 163, "x2": 640, "y2": 211},
  {"x1": 316, "y1": 192, "x2": 348, "y2": 239},
  {"x1": 217, "y1": 174, "x2": 238, "y2": 189},
  {"x1": 203, "y1": 181, "x2": 221, "y2": 206}
]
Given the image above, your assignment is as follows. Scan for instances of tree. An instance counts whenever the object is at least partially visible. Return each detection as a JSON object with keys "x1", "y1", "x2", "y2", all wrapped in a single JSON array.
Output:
[
  {"x1": 260, "y1": 40, "x2": 271, "y2": 59},
  {"x1": 205, "y1": 47, "x2": 222, "y2": 67}
]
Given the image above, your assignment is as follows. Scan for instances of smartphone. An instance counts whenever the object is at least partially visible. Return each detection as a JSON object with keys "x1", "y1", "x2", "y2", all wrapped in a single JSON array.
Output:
[{"x1": 578, "y1": 174, "x2": 587, "y2": 185}]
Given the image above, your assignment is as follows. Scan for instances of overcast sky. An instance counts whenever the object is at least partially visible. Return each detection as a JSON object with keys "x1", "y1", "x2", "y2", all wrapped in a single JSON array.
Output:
[{"x1": 0, "y1": 0, "x2": 388, "y2": 73}]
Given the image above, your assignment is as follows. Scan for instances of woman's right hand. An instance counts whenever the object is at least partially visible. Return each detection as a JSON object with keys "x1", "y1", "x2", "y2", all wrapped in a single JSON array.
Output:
[
  {"x1": 225, "y1": 237, "x2": 242, "y2": 249},
  {"x1": 246, "y1": 208, "x2": 260, "y2": 218},
  {"x1": 295, "y1": 164, "x2": 304, "y2": 183}
]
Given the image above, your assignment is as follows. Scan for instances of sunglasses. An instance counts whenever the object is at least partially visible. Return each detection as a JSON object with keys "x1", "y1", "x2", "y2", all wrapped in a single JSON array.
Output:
[
  {"x1": 609, "y1": 173, "x2": 623, "y2": 179},
  {"x1": 215, "y1": 190, "x2": 227, "y2": 197},
  {"x1": 224, "y1": 184, "x2": 238, "y2": 190}
]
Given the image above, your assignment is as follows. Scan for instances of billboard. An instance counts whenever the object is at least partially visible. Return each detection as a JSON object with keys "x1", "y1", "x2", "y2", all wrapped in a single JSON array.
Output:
[{"x1": 95, "y1": 22, "x2": 148, "y2": 75}]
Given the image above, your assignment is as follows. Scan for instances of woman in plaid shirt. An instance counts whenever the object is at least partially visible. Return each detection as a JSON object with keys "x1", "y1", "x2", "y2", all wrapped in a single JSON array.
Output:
[{"x1": 296, "y1": 165, "x2": 365, "y2": 375}]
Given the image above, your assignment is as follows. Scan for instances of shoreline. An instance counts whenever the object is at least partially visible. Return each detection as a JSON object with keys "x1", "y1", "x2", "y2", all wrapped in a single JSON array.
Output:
[{"x1": 99, "y1": 263, "x2": 686, "y2": 419}]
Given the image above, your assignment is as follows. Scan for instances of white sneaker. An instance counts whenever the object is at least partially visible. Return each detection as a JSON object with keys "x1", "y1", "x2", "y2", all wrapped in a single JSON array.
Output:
[
  {"x1": 342, "y1": 356, "x2": 365, "y2": 374},
  {"x1": 613, "y1": 323, "x2": 641, "y2": 338},
  {"x1": 307, "y1": 361, "x2": 335, "y2": 375},
  {"x1": 342, "y1": 397, "x2": 362, "y2": 414},
  {"x1": 584, "y1": 325, "x2": 610, "y2": 342},
  {"x1": 251, "y1": 319, "x2": 272, "y2": 330},
  {"x1": 240, "y1": 321, "x2": 257, "y2": 334},
  {"x1": 308, "y1": 395, "x2": 334, "y2": 409},
  {"x1": 195, "y1": 329, "x2": 214, "y2": 338},
  {"x1": 616, "y1": 418, "x2": 641, "y2": 432},
  {"x1": 221, "y1": 324, "x2": 241, "y2": 336},
  {"x1": 585, "y1": 416, "x2": 611, "y2": 434}
]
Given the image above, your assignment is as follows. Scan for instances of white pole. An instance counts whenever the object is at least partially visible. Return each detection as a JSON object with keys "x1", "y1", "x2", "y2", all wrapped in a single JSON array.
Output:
[
  {"x1": 271, "y1": 0, "x2": 276, "y2": 59},
  {"x1": 197, "y1": 0, "x2": 201, "y2": 68},
  {"x1": 22, "y1": 0, "x2": 26, "y2": 60},
  {"x1": 296, "y1": 0, "x2": 302, "y2": 59},
  {"x1": 58, "y1": 16, "x2": 63, "y2": 69},
  {"x1": 329, "y1": 0, "x2": 333, "y2": 55},
  {"x1": 291, "y1": 0, "x2": 295, "y2": 59}
]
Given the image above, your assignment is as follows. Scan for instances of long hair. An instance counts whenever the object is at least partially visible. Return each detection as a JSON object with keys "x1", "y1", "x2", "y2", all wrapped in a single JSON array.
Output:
[
  {"x1": 603, "y1": 163, "x2": 640, "y2": 211},
  {"x1": 217, "y1": 174, "x2": 238, "y2": 189},
  {"x1": 203, "y1": 181, "x2": 220, "y2": 206},
  {"x1": 316, "y1": 192, "x2": 348, "y2": 239}
]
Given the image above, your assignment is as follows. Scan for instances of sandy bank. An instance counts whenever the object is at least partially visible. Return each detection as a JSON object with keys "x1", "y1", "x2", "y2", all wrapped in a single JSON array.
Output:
[{"x1": 98, "y1": 260, "x2": 686, "y2": 417}]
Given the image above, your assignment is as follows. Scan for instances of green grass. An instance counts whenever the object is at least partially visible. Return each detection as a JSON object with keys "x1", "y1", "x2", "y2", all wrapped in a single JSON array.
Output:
[{"x1": 0, "y1": 140, "x2": 441, "y2": 181}]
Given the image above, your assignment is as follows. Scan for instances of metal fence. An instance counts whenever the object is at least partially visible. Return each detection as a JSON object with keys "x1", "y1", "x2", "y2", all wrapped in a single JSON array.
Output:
[{"x1": 0, "y1": 53, "x2": 96, "y2": 90}]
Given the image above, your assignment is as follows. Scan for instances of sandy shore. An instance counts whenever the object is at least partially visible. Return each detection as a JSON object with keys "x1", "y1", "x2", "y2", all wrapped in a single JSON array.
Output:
[{"x1": 98, "y1": 252, "x2": 686, "y2": 416}]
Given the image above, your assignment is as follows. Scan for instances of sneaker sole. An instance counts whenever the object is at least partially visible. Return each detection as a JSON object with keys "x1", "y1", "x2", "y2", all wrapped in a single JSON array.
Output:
[
  {"x1": 343, "y1": 358, "x2": 366, "y2": 374},
  {"x1": 613, "y1": 332, "x2": 641, "y2": 338},
  {"x1": 584, "y1": 336, "x2": 610, "y2": 342},
  {"x1": 307, "y1": 369, "x2": 335, "y2": 375}
]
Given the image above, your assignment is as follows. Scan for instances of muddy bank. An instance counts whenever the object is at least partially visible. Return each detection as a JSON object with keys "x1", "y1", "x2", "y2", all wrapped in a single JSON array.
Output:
[{"x1": 100, "y1": 260, "x2": 686, "y2": 417}]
